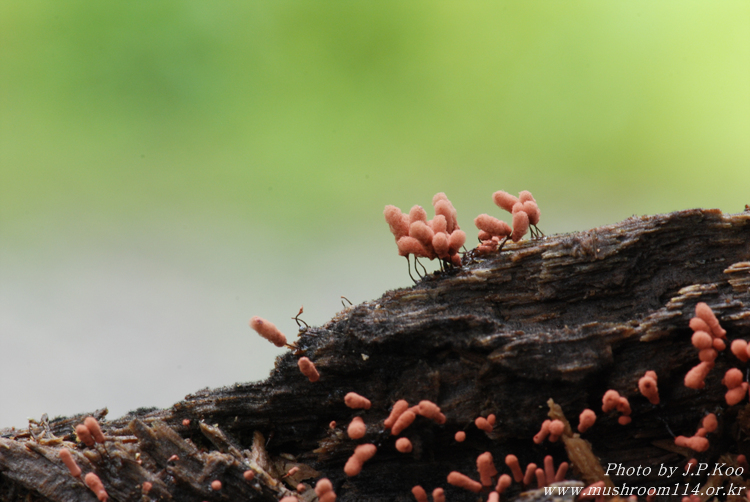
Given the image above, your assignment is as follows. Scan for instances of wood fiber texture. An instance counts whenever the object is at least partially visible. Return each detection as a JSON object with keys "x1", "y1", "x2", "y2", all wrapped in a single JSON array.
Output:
[{"x1": 1, "y1": 208, "x2": 749, "y2": 502}]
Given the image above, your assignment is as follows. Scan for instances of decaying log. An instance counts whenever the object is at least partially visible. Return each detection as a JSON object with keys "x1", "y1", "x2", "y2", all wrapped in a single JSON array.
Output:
[{"x1": 1, "y1": 208, "x2": 750, "y2": 502}]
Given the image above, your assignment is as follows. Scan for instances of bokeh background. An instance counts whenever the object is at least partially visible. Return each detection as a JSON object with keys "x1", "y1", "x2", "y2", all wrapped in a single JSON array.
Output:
[{"x1": 1, "y1": 2, "x2": 748, "y2": 428}]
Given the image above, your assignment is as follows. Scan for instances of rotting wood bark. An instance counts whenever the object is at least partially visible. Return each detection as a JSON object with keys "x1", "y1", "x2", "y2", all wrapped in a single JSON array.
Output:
[{"x1": 1, "y1": 208, "x2": 750, "y2": 502}]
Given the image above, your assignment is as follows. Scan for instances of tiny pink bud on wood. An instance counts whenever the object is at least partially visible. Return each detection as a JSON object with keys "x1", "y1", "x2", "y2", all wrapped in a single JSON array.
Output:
[
  {"x1": 384, "y1": 400, "x2": 409, "y2": 429},
  {"x1": 505, "y1": 454, "x2": 523, "y2": 482},
  {"x1": 544, "y1": 455, "x2": 555, "y2": 485},
  {"x1": 548, "y1": 419, "x2": 565, "y2": 437},
  {"x1": 523, "y1": 463, "x2": 537, "y2": 486},
  {"x1": 417, "y1": 400, "x2": 443, "y2": 422},
  {"x1": 477, "y1": 452, "x2": 497, "y2": 486},
  {"x1": 738, "y1": 454, "x2": 749, "y2": 470},
  {"x1": 492, "y1": 191, "x2": 519, "y2": 213},
  {"x1": 315, "y1": 478, "x2": 333, "y2": 496},
  {"x1": 533, "y1": 420, "x2": 550, "y2": 444},
  {"x1": 712, "y1": 338, "x2": 726, "y2": 351},
  {"x1": 723, "y1": 368, "x2": 743, "y2": 389},
  {"x1": 454, "y1": 431, "x2": 466, "y2": 442},
  {"x1": 618, "y1": 415, "x2": 632, "y2": 425},
  {"x1": 286, "y1": 467, "x2": 299, "y2": 477},
  {"x1": 447, "y1": 472, "x2": 482, "y2": 493},
  {"x1": 297, "y1": 357, "x2": 320, "y2": 382},
  {"x1": 211, "y1": 480, "x2": 222, "y2": 490},
  {"x1": 249, "y1": 316, "x2": 287, "y2": 347},
  {"x1": 684, "y1": 362, "x2": 713, "y2": 389},
  {"x1": 638, "y1": 374, "x2": 659, "y2": 405},
  {"x1": 329, "y1": 421, "x2": 336, "y2": 429},
  {"x1": 182, "y1": 419, "x2": 190, "y2": 426},
  {"x1": 488, "y1": 492, "x2": 500, "y2": 502},
  {"x1": 535, "y1": 468, "x2": 546, "y2": 488},
  {"x1": 142, "y1": 482, "x2": 152, "y2": 494},
  {"x1": 691, "y1": 331, "x2": 712, "y2": 350},
  {"x1": 496, "y1": 474, "x2": 512, "y2": 493},
  {"x1": 84, "y1": 417, "x2": 106, "y2": 444},
  {"x1": 578, "y1": 409, "x2": 596, "y2": 433},
  {"x1": 347, "y1": 416, "x2": 366, "y2": 440},
  {"x1": 702, "y1": 413, "x2": 718, "y2": 432},
  {"x1": 85, "y1": 473, "x2": 108, "y2": 502},
  {"x1": 75, "y1": 424, "x2": 95, "y2": 447},
  {"x1": 725, "y1": 382, "x2": 748, "y2": 406},
  {"x1": 555, "y1": 462, "x2": 569, "y2": 482},
  {"x1": 59, "y1": 448, "x2": 81, "y2": 477},
  {"x1": 475, "y1": 416, "x2": 493, "y2": 432},
  {"x1": 732, "y1": 340, "x2": 749, "y2": 362},
  {"x1": 684, "y1": 436, "x2": 709, "y2": 452},
  {"x1": 432, "y1": 487, "x2": 445, "y2": 502},
  {"x1": 344, "y1": 392, "x2": 371, "y2": 410},
  {"x1": 391, "y1": 410, "x2": 416, "y2": 435},
  {"x1": 395, "y1": 437, "x2": 412, "y2": 453},
  {"x1": 297, "y1": 483, "x2": 305, "y2": 493},
  {"x1": 602, "y1": 390, "x2": 621, "y2": 412},
  {"x1": 344, "y1": 444, "x2": 377, "y2": 476},
  {"x1": 411, "y1": 486, "x2": 428, "y2": 502},
  {"x1": 487, "y1": 414, "x2": 496, "y2": 426},
  {"x1": 511, "y1": 211, "x2": 529, "y2": 242}
]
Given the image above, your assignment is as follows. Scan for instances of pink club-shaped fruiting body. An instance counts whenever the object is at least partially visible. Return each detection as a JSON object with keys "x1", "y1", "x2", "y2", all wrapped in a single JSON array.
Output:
[
  {"x1": 447, "y1": 471, "x2": 482, "y2": 493},
  {"x1": 384, "y1": 193, "x2": 465, "y2": 282},
  {"x1": 344, "y1": 444, "x2": 377, "y2": 477},
  {"x1": 578, "y1": 409, "x2": 596, "y2": 433},
  {"x1": 344, "y1": 392, "x2": 371, "y2": 410},
  {"x1": 84, "y1": 473, "x2": 109, "y2": 502},
  {"x1": 297, "y1": 357, "x2": 320, "y2": 382},
  {"x1": 249, "y1": 316, "x2": 287, "y2": 348},
  {"x1": 411, "y1": 486, "x2": 428, "y2": 502},
  {"x1": 84, "y1": 416, "x2": 106, "y2": 443},
  {"x1": 384, "y1": 400, "x2": 409, "y2": 429},
  {"x1": 315, "y1": 478, "x2": 337, "y2": 502},
  {"x1": 347, "y1": 416, "x2": 366, "y2": 440},
  {"x1": 476, "y1": 189, "x2": 543, "y2": 251},
  {"x1": 638, "y1": 371, "x2": 660, "y2": 405},
  {"x1": 58, "y1": 448, "x2": 81, "y2": 478}
]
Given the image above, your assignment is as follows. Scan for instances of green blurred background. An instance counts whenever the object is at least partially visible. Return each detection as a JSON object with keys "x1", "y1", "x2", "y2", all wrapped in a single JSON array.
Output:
[{"x1": 1, "y1": 2, "x2": 748, "y2": 427}]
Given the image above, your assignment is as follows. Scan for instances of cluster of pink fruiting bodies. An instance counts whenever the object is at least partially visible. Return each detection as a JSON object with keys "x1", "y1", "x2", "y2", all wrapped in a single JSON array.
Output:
[
  {"x1": 475, "y1": 190, "x2": 541, "y2": 254},
  {"x1": 384, "y1": 190, "x2": 542, "y2": 281},
  {"x1": 384, "y1": 193, "x2": 466, "y2": 279}
]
